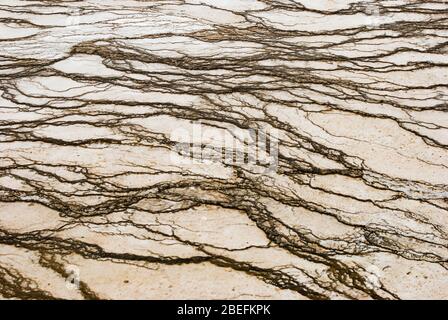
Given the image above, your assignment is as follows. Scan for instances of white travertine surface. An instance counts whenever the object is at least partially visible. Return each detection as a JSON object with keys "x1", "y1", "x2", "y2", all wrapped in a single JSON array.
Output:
[{"x1": 0, "y1": 0, "x2": 447, "y2": 300}]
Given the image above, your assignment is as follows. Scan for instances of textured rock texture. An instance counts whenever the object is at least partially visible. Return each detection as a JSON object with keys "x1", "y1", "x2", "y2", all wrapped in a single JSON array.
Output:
[{"x1": 0, "y1": 0, "x2": 447, "y2": 300}]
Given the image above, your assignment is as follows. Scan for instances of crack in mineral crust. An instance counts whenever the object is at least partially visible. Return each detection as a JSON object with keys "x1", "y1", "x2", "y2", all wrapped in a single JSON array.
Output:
[{"x1": 0, "y1": 0, "x2": 447, "y2": 300}]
